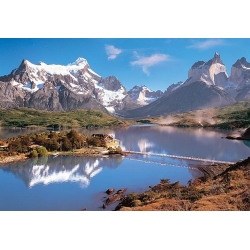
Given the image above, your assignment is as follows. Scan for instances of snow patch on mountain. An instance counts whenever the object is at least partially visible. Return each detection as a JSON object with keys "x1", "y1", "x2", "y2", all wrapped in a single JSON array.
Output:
[
  {"x1": 95, "y1": 81, "x2": 127, "y2": 112},
  {"x1": 128, "y1": 85, "x2": 163, "y2": 106}
]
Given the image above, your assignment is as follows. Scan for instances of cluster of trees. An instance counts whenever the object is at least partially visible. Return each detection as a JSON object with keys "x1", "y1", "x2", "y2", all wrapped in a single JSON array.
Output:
[{"x1": 3, "y1": 130, "x2": 120, "y2": 157}]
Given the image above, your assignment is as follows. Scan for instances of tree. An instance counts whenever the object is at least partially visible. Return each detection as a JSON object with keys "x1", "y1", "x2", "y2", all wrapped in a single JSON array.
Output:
[
  {"x1": 34, "y1": 134, "x2": 46, "y2": 145},
  {"x1": 36, "y1": 146, "x2": 48, "y2": 156},
  {"x1": 87, "y1": 136, "x2": 103, "y2": 147},
  {"x1": 61, "y1": 137, "x2": 72, "y2": 151},
  {"x1": 48, "y1": 131, "x2": 58, "y2": 140},
  {"x1": 45, "y1": 139, "x2": 59, "y2": 151},
  {"x1": 67, "y1": 130, "x2": 84, "y2": 150},
  {"x1": 8, "y1": 140, "x2": 23, "y2": 153}
]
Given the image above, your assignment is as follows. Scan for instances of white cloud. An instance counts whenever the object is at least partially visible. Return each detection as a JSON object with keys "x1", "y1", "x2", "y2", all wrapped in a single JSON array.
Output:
[
  {"x1": 187, "y1": 39, "x2": 225, "y2": 50},
  {"x1": 105, "y1": 45, "x2": 122, "y2": 60},
  {"x1": 131, "y1": 52, "x2": 170, "y2": 75}
]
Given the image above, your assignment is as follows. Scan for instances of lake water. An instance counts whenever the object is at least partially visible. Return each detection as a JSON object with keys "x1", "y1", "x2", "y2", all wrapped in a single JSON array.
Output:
[{"x1": 0, "y1": 125, "x2": 250, "y2": 211}]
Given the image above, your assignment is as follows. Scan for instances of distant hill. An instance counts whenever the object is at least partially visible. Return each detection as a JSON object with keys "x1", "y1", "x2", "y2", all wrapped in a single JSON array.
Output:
[{"x1": 0, "y1": 108, "x2": 132, "y2": 128}]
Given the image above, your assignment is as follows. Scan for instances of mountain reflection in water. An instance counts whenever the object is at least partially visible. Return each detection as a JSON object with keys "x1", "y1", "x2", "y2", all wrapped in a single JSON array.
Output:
[
  {"x1": 3, "y1": 155, "x2": 122, "y2": 188},
  {"x1": 1, "y1": 125, "x2": 250, "y2": 210}
]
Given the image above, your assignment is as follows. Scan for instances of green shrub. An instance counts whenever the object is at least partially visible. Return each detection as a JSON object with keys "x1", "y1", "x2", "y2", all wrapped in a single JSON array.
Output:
[
  {"x1": 36, "y1": 146, "x2": 48, "y2": 157},
  {"x1": 30, "y1": 149, "x2": 38, "y2": 158}
]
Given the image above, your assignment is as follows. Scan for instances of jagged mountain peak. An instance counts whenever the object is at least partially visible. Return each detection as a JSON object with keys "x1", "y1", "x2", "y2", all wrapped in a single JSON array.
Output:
[
  {"x1": 68, "y1": 57, "x2": 88, "y2": 67},
  {"x1": 128, "y1": 85, "x2": 163, "y2": 106},
  {"x1": 204, "y1": 52, "x2": 224, "y2": 67},
  {"x1": 191, "y1": 61, "x2": 206, "y2": 69},
  {"x1": 130, "y1": 85, "x2": 151, "y2": 91},
  {"x1": 98, "y1": 76, "x2": 124, "y2": 91},
  {"x1": 0, "y1": 57, "x2": 135, "y2": 113},
  {"x1": 232, "y1": 57, "x2": 250, "y2": 68},
  {"x1": 212, "y1": 52, "x2": 224, "y2": 64},
  {"x1": 185, "y1": 52, "x2": 228, "y2": 87}
]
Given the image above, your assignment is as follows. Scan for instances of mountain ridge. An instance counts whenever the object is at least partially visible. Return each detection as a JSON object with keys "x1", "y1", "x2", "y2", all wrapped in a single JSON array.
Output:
[{"x1": 1, "y1": 54, "x2": 250, "y2": 118}]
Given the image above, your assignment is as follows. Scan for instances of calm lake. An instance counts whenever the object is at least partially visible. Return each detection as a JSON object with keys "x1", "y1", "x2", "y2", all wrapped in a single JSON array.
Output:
[{"x1": 0, "y1": 125, "x2": 250, "y2": 211}]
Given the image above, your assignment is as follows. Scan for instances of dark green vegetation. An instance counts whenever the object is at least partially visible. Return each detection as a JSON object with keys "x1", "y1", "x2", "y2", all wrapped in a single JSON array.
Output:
[
  {"x1": 0, "y1": 108, "x2": 131, "y2": 128},
  {"x1": 154, "y1": 100, "x2": 250, "y2": 129},
  {"x1": 209, "y1": 101, "x2": 250, "y2": 129},
  {"x1": 136, "y1": 119, "x2": 152, "y2": 124}
]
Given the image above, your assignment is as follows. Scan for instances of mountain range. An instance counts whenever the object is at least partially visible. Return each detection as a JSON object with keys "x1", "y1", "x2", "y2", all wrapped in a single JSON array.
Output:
[{"x1": 1, "y1": 53, "x2": 250, "y2": 118}]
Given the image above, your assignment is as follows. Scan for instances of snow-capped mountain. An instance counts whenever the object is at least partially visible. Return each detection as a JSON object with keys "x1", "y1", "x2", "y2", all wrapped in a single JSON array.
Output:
[
  {"x1": 7, "y1": 57, "x2": 101, "y2": 94},
  {"x1": 94, "y1": 76, "x2": 128, "y2": 113},
  {"x1": 0, "y1": 58, "x2": 137, "y2": 113},
  {"x1": 128, "y1": 85, "x2": 163, "y2": 105},
  {"x1": 126, "y1": 53, "x2": 236, "y2": 117},
  {"x1": 3, "y1": 54, "x2": 250, "y2": 118}
]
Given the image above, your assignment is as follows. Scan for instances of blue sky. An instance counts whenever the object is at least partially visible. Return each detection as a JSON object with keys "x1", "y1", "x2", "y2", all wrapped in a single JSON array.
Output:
[{"x1": 1, "y1": 38, "x2": 250, "y2": 91}]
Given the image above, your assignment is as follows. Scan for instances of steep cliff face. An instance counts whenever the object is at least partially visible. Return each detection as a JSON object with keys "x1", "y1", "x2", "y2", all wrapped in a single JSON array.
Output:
[
  {"x1": 0, "y1": 81, "x2": 26, "y2": 109},
  {"x1": 229, "y1": 57, "x2": 250, "y2": 101},
  {"x1": 185, "y1": 53, "x2": 229, "y2": 88}
]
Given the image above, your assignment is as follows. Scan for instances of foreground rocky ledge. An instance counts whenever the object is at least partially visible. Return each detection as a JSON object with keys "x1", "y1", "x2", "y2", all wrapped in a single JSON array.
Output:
[{"x1": 115, "y1": 159, "x2": 250, "y2": 211}]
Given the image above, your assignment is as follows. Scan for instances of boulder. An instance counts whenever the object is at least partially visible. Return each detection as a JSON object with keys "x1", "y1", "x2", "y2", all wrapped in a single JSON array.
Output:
[{"x1": 106, "y1": 188, "x2": 115, "y2": 195}]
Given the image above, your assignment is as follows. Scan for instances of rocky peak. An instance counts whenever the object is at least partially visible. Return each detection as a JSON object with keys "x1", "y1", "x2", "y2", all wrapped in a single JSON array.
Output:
[
  {"x1": 15, "y1": 59, "x2": 29, "y2": 73},
  {"x1": 191, "y1": 61, "x2": 205, "y2": 69},
  {"x1": 213, "y1": 52, "x2": 223, "y2": 64},
  {"x1": 229, "y1": 57, "x2": 250, "y2": 100},
  {"x1": 98, "y1": 76, "x2": 124, "y2": 91},
  {"x1": 68, "y1": 57, "x2": 88, "y2": 67},
  {"x1": 232, "y1": 57, "x2": 250, "y2": 68},
  {"x1": 165, "y1": 81, "x2": 183, "y2": 96},
  {"x1": 204, "y1": 52, "x2": 224, "y2": 66},
  {"x1": 185, "y1": 52, "x2": 228, "y2": 87}
]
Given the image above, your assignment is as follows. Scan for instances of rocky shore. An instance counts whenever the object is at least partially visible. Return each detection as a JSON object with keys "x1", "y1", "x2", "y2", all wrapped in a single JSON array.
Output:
[
  {"x1": 114, "y1": 158, "x2": 250, "y2": 211},
  {"x1": 224, "y1": 127, "x2": 250, "y2": 141}
]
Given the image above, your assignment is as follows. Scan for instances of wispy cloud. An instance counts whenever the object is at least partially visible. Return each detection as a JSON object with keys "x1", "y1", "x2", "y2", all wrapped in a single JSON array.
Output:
[
  {"x1": 105, "y1": 45, "x2": 122, "y2": 60},
  {"x1": 187, "y1": 39, "x2": 225, "y2": 50},
  {"x1": 131, "y1": 52, "x2": 170, "y2": 75}
]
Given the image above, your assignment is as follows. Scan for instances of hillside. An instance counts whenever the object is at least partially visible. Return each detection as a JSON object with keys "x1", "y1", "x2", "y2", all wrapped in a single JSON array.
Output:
[
  {"x1": 153, "y1": 100, "x2": 250, "y2": 129},
  {"x1": 0, "y1": 108, "x2": 132, "y2": 128}
]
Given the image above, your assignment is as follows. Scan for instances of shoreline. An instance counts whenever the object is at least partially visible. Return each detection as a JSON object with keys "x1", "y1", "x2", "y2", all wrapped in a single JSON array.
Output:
[
  {"x1": 114, "y1": 158, "x2": 250, "y2": 211},
  {"x1": 0, "y1": 148, "x2": 126, "y2": 166},
  {"x1": 0, "y1": 154, "x2": 29, "y2": 165}
]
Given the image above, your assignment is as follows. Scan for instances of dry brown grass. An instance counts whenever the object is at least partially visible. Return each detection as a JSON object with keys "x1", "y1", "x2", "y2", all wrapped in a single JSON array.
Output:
[{"x1": 116, "y1": 160, "x2": 250, "y2": 211}]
